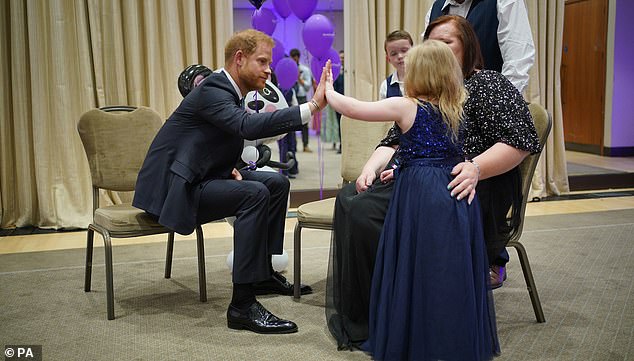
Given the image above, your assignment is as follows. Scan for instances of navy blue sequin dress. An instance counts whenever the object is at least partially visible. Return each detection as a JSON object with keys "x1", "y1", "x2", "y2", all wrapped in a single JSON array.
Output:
[{"x1": 362, "y1": 102, "x2": 499, "y2": 361}]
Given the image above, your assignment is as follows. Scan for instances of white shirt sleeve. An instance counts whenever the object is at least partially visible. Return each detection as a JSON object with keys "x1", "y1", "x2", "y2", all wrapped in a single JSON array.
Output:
[
  {"x1": 422, "y1": 7, "x2": 433, "y2": 39},
  {"x1": 299, "y1": 103, "x2": 312, "y2": 125},
  {"x1": 497, "y1": 0, "x2": 535, "y2": 93},
  {"x1": 379, "y1": 79, "x2": 388, "y2": 100}
]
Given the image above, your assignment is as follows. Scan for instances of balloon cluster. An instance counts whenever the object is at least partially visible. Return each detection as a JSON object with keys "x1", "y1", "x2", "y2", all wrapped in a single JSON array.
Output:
[{"x1": 248, "y1": 0, "x2": 341, "y2": 89}]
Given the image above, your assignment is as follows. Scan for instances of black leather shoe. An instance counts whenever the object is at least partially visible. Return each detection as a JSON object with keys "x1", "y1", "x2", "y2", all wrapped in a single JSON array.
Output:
[
  {"x1": 253, "y1": 271, "x2": 313, "y2": 296},
  {"x1": 227, "y1": 301, "x2": 298, "y2": 334}
]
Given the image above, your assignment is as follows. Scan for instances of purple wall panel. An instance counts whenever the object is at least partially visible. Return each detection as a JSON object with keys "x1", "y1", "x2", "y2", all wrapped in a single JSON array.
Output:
[{"x1": 611, "y1": 0, "x2": 634, "y2": 147}]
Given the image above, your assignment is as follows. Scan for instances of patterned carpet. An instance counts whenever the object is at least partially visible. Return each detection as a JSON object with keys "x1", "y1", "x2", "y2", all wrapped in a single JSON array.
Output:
[{"x1": 1, "y1": 209, "x2": 633, "y2": 360}]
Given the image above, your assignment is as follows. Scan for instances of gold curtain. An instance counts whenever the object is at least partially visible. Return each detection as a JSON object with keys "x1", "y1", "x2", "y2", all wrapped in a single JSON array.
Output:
[
  {"x1": 346, "y1": 0, "x2": 568, "y2": 197},
  {"x1": 0, "y1": 0, "x2": 232, "y2": 229},
  {"x1": 525, "y1": 0, "x2": 569, "y2": 198}
]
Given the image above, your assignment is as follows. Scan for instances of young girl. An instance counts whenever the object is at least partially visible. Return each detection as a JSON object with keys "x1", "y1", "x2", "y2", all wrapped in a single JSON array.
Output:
[{"x1": 325, "y1": 40, "x2": 498, "y2": 360}]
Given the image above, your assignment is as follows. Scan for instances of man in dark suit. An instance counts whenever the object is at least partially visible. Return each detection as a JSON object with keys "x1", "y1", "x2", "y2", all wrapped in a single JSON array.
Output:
[{"x1": 133, "y1": 29, "x2": 327, "y2": 334}]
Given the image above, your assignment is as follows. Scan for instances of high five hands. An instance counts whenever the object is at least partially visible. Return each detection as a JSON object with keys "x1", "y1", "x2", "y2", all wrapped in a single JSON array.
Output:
[{"x1": 310, "y1": 60, "x2": 334, "y2": 112}]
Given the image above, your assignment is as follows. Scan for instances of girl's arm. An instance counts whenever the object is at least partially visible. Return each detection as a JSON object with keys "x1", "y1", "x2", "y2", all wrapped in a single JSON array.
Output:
[
  {"x1": 323, "y1": 63, "x2": 415, "y2": 128},
  {"x1": 325, "y1": 88, "x2": 413, "y2": 125}
]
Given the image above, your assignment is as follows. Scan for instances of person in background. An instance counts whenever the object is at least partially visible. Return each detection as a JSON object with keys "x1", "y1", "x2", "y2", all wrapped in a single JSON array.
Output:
[
  {"x1": 290, "y1": 48, "x2": 314, "y2": 153},
  {"x1": 332, "y1": 50, "x2": 345, "y2": 153},
  {"x1": 277, "y1": 71, "x2": 300, "y2": 179},
  {"x1": 425, "y1": 0, "x2": 536, "y2": 286},
  {"x1": 133, "y1": 29, "x2": 323, "y2": 334},
  {"x1": 378, "y1": 31, "x2": 413, "y2": 103},
  {"x1": 425, "y1": 0, "x2": 535, "y2": 93}
]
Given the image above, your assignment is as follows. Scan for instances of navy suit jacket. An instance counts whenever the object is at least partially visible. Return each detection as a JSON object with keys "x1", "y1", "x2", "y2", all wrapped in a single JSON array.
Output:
[{"x1": 133, "y1": 71, "x2": 304, "y2": 234}]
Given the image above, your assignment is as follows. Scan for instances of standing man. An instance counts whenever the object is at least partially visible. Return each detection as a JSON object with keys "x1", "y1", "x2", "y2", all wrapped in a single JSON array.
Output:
[
  {"x1": 424, "y1": 0, "x2": 535, "y2": 93},
  {"x1": 133, "y1": 29, "x2": 326, "y2": 334},
  {"x1": 290, "y1": 48, "x2": 313, "y2": 153}
]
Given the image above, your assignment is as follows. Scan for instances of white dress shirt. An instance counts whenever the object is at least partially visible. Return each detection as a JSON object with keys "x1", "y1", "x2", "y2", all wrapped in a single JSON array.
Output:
[
  {"x1": 423, "y1": 0, "x2": 535, "y2": 92},
  {"x1": 378, "y1": 71, "x2": 405, "y2": 100}
]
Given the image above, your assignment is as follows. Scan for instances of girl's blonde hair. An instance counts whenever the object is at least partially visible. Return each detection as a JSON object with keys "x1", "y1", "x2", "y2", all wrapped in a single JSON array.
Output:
[{"x1": 403, "y1": 40, "x2": 467, "y2": 137}]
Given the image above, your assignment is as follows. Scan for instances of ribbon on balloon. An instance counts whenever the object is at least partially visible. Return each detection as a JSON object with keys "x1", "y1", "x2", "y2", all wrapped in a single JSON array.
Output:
[{"x1": 248, "y1": 0, "x2": 266, "y2": 10}]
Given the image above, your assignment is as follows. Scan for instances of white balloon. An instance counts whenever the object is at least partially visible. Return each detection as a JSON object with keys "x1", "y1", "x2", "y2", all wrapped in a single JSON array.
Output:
[
  {"x1": 241, "y1": 145, "x2": 259, "y2": 164},
  {"x1": 226, "y1": 250, "x2": 234, "y2": 272},
  {"x1": 272, "y1": 249, "x2": 289, "y2": 272}
]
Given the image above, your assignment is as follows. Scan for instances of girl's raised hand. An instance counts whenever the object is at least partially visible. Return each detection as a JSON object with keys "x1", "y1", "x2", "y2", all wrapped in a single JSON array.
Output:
[{"x1": 324, "y1": 60, "x2": 334, "y2": 91}]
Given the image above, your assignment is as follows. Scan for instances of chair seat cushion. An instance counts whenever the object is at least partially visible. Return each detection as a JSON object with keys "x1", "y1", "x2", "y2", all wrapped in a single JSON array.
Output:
[
  {"x1": 94, "y1": 204, "x2": 166, "y2": 233},
  {"x1": 296, "y1": 197, "x2": 336, "y2": 225}
]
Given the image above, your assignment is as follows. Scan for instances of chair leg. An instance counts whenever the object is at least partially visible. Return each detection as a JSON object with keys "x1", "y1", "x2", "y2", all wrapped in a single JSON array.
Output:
[
  {"x1": 164, "y1": 232, "x2": 175, "y2": 279},
  {"x1": 293, "y1": 223, "x2": 302, "y2": 299},
  {"x1": 511, "y1": 241, "x2": 546, "y2": 323},
  {"x1": 84, "y1": 228, "x2": 94, "y2": 292},
  {"x1": 195, "y1": 226, "x2": 207, "y2": 303},
  {"x1": 102, "y1": 231, "x2": 115, "y2": 320}
]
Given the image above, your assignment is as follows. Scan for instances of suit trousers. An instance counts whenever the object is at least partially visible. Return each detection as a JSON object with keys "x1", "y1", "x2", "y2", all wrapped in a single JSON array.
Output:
[{"x1": 197, "y1": 170, "x2": 290, "y2": 284}]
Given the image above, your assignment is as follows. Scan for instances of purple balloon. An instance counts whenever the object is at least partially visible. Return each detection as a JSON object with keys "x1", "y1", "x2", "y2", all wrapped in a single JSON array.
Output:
[
  {"x1": 325, "y1": 48, "x2": 342, "y2": 80},
  {"x1": 252, "y1": 8, "x2": 277, "y2": 36},
  {"x1": 272, "y1": 0, "x2": 291, "y2": 19},
  {"x1": 302, "y1": 14, "x2": 335, "y2": 59},
  {"x1": 289, "y1": 0, "x2": 317, "y2": 22},
  {"x1": 310, "y1": 57, "x2": 324, "y2": 83},
  {"x1": 310, "y1": 48, "x2": 341, "y2": 83},
  {"x1": 275, "y1": 58, "x2": 299, "y2": 90},
  {"x1": 271, "y1": 38, "x2": 285, "y2": 70}
]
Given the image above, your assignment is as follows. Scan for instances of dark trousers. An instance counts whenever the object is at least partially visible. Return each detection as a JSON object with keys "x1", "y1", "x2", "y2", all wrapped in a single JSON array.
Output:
[
  {"x1": 297, "y1": 95, "x2": 309, "y2": 147},
  {"x1": 197, "y1": 170, "x2": 289, "y2": 284}
]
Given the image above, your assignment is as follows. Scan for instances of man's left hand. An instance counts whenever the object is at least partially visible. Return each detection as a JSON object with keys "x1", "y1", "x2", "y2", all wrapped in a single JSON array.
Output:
[{"x1": 232, "y1": 168, "x2": 243, "y2": 181}]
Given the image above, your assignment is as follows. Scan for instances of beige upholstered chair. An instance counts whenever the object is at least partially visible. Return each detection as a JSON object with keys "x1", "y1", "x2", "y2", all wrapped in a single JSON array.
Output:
[
  {"x1": 78, "y1": 106, "x2": 207, "y2": 320},
  {"x1": 503, "y1": 102, "x2": 552, "y2": 323},
  {"x1": 293, "y1": 115, "x2": 392, "y2": 298}
]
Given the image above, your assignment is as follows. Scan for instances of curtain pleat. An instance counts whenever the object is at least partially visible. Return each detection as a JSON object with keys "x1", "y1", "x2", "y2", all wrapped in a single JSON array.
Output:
[
  {"x1": 0, "y1": 0, "x2": 232, "y2": 229},
  {"x1": 526, "y1": 0, "x2": 569, "y2": 198}
]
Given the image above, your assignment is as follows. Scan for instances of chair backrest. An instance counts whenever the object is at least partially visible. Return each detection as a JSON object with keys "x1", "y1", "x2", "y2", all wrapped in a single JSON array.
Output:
[
  {"x1": 340, "y1": 115, "x2": 393, "y2": 183},
  {"x1": 77, "y1": 106, "x2": 163, "y2": 192},
  {"x1": 509, "y1": 102, "x2": 552, "y2": 242}
]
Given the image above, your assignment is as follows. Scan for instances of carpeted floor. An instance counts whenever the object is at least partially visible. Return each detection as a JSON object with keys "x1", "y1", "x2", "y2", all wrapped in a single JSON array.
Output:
[
  {"x1": 1, "y1": 209, "x2": 633, "y2": 360},
  {"x1": 567, "y1": 162, "x2": 626, "y2": 176}
]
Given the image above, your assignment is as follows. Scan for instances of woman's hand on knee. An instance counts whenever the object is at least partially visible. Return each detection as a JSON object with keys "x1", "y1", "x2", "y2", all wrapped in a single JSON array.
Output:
[{"x1": 356, "y1": 170, "x2": 376, "y2": 193}]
